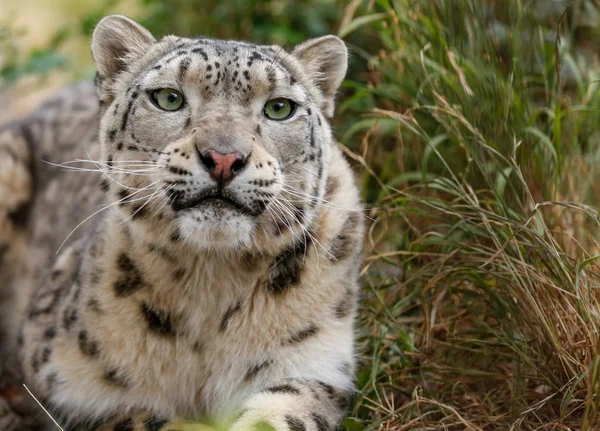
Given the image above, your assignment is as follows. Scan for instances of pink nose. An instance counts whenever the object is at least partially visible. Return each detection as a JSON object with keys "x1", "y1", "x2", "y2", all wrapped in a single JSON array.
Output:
[{"x1": 199, "y1": 149, "x2": 248, "y2": 185}]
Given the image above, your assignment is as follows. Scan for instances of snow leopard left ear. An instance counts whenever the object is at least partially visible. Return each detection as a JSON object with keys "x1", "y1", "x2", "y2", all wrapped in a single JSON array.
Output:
[
  {"x1": 92, "y1": 15, "x2": 156, "y2": 80},
  {"x1": 292, "y1": 35, "x2": 348, "y2": 118}
]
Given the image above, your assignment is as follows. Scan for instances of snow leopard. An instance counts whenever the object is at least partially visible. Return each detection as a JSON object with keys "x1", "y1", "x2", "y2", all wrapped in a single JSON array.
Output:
[{"x1": 0, "y1": 14, "x2": 364, "y2": 431}]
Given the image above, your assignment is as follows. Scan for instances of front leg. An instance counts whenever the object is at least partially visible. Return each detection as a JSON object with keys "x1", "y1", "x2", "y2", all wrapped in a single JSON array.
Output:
[{"x1": 230, "y1": 379, "x2": 352, "y2": 431}]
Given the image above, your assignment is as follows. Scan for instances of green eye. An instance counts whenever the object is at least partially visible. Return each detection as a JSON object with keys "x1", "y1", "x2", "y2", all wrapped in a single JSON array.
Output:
[
  {"x1": 264, "y1": 98, "x2": 295, "y2": 120},
  {"x1": 151, "y1": 88, "x2": 184, "y2": 111}
]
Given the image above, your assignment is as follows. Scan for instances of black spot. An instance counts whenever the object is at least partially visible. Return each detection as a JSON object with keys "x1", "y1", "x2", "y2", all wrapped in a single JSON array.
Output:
[
  {"x1": 285, "y1": 416, "x2": 306, "y2": 431},
  {"x1": 113, "y1": 418, "x2": 134, "y2": 431},
  {"x1": 267, "y1": 232, "x2": 311, "y2": 293},
  {"x1": 307, "y1": 108, "x2": 312, "y2": 115},
  {"x1": 337, "y1": 391, "x2": 354, "y2": 411},
  {"x1": 153, "y1": 64, "x2": 162, "y2": 70},
  {"x1": 170, "y1": 230, "x2": 182, "y2": 242},
  {"x1": 144, "y1": 417, "x2": 169, "y2": 431},
  {"x1": 43, "y1": 327, "x2": 56, "y2": 340},
  {"x1": 256, "y1": 124, "x2": 261, "y2": 136},
  {"x1": 7, "y1": 202, "x2": 30, "y2": 226},
  {"x1": 100, "y1": 179, "x2": 110, "y2": 192},
  {"x1": 31, "y1": 352, "x2": 40, "y2": 372},
  {"x1": 116, "y1": 142, "x2": 124, "y2": 151},
  {"x1": 46, "y1": 372, "x2": 57, "y2": 389},
  {"x1": 316, "y1": 382, "x2": 353, "y2": 412},
  {"x1": 87, "y1": 297, "x2": 102, "y2": 313},
  {"x1": 191, "y1": 340, "x2": 204, "y2": 352},
  {"x1": 114, "y1": 253, "x2": 146, "y2": 297},
  {"x1": 311, "y1": 413, "x2": 330, "y2": 431},
  {"x1": 334, "y1": 289, "x2": 354, "y2": 319},
  {"x1": 141, "y1": 303, "x2": 176, "y2": 337},
  {"x1": 285, "y1": 324, "x2": 318, "y2": 344},
  {"x1": 184, "y1": 116, "x2": 191, "y2": 128},
  {"x1": 131, "y1": 204, "x2": 147, "y2": 220},
  {"x1": 104, "y1": 368, "x2": 128, "y2": 388},
  {"x1": 41, "y1": 346, "x2": 52, "y2": 364},
  {"x1": 329, "y1": 214, "x2": 359, "y2": 262},
  {"x1": 62, "y1": 307, "x2": 78, "y2": 330},
  {"x1": 243, "y1": 70, "x2": 250, "y2": 80},
  {"x1": 244, "y1": 359, "x2": 273, "y2": 382},
  {"x1": 179, "y1": 57, "x2": 191, "y2": 79},
  {"x1": 325, "y1": 176, "x2": 340, "y2": 198},
  {"x1": 108, "y1": 129, "x2": 117, "y2": 141},
  {"x1": 264, "y1": 384, "x2": 301, "y2": 395},
  {"x1": 191, "y1": 47, "x2": 208, "y2": 61},
  {"x1": 220, "y1": 301, "x2": 242, "y2": 332},
  {"x1": 28, "y1": 287, "x2": 65, "y2": 319},
  {"x1": 78, "y1": 330, "x2": 99, "y2": 357},
  {"x1": 172, "y1": 268, "x2": 186, "y2": 280}
]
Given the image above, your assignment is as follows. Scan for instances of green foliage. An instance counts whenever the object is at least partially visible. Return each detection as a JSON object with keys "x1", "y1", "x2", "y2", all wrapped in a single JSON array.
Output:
[
  {"x1": 341, "y1": 0, "x2": 600, "y2": 429},
  {"x1": 136, "y1": 0, "x2": 343, "y2": 45},
  {"x1": 0, "y1": 23, "x2": 69, "y2": 89}
]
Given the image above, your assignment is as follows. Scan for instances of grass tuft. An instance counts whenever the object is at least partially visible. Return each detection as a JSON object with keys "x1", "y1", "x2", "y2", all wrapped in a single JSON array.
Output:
[{"x1": 341, "y1": 0, "x2": 600, "y2": 429}]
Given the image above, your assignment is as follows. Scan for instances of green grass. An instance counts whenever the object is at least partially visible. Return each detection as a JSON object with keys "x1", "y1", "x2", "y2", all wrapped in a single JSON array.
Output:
[{"x1": 341, "y1": 0, "x2": 600, "y2": 429}]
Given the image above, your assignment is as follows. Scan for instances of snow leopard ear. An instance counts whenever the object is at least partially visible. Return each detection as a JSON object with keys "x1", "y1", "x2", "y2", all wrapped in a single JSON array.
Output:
[
  {"x1": 92, "y1": 15, "x2": 156, "y2": 80},
  {"x1": 292, "y1": 35, "x2": 348, "y2": 118}
]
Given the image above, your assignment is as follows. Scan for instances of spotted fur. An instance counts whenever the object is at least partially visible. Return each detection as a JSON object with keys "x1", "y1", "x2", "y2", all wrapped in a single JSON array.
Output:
[{"x1": 0, "y1": 15, "x2": 363, "y2": 431}]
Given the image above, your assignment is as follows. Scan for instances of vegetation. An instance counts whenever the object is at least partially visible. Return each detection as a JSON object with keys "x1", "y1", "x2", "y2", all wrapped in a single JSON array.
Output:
[{"x1": 5, "y1": 0, "x2": 600, "y2": 429}]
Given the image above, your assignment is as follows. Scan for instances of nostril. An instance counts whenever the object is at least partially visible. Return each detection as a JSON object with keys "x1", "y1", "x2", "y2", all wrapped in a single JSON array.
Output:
[
  {"x1": 199, "y1": 150, "x2": 216, "y2": 172},
  {"x1": 231, "y1": 157, "x2": 247, "y2": 175}
]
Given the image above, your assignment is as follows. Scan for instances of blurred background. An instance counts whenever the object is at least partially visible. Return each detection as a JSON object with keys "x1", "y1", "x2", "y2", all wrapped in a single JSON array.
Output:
[{"x1": 4, "y1": 0, "x2": 600, "y2": 429}]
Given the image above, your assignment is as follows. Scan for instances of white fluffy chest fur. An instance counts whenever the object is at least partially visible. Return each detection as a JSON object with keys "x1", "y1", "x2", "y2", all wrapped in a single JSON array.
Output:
[{"x1": 35, "y1": 200, "x2": 359, "y2": 424}]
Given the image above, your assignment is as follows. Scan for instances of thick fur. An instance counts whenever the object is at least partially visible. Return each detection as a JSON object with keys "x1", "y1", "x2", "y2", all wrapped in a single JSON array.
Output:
[{"x1": 0, "y1": 15, "x2": 364, "y2": 431}]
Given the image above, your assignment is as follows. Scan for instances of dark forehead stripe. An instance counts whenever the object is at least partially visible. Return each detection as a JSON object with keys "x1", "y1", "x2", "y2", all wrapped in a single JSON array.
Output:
[
  {"x1": 151, "y1": 38, "x2": 300, "y2": 89},
  {"x1": 178, "y1": 57, "x2": 191, "y2": 80}
]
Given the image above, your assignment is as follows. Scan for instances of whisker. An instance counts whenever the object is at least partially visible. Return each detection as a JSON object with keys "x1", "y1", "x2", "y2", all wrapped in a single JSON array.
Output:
[
  {"x1": 56, "y1": 181, "x2": 161, "y2": 254},
  {"x1": 23, "y1": 384, "x2": 64, "y2": 431},
  {"x1": 269, "y1": 196, "x2": 336, "y2": 260}
]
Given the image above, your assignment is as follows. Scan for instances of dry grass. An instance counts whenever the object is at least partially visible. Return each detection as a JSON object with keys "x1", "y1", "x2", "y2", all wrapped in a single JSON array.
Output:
[{"x1": 342, "y1": 0, "x2": 600, "y2": 429}]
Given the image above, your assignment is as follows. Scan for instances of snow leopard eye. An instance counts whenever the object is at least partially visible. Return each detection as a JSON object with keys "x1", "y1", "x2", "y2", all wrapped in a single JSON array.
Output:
[
  {"x1": 264, "y1": 98, "x2": 296, "y2": 120},
  {"x1": 150, "y1": 88, "x2": 185, "y2": 111}
]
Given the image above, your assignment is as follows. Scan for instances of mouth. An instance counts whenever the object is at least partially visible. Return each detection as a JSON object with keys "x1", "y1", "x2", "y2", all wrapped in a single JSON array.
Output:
[{"x1": 170, "y1": 189, "x2": 251, "y2": 215}]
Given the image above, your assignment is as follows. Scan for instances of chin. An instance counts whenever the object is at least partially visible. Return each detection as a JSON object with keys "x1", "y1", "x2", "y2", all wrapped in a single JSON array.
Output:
[{"x1": 177, "y1": 208, "x2": 254, "y2": 252}]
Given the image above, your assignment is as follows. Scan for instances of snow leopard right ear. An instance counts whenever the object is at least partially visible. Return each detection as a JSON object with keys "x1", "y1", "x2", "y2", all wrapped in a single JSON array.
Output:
[{"x1": 92, "y1": 15, "x2": 155, "y2": 80}]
